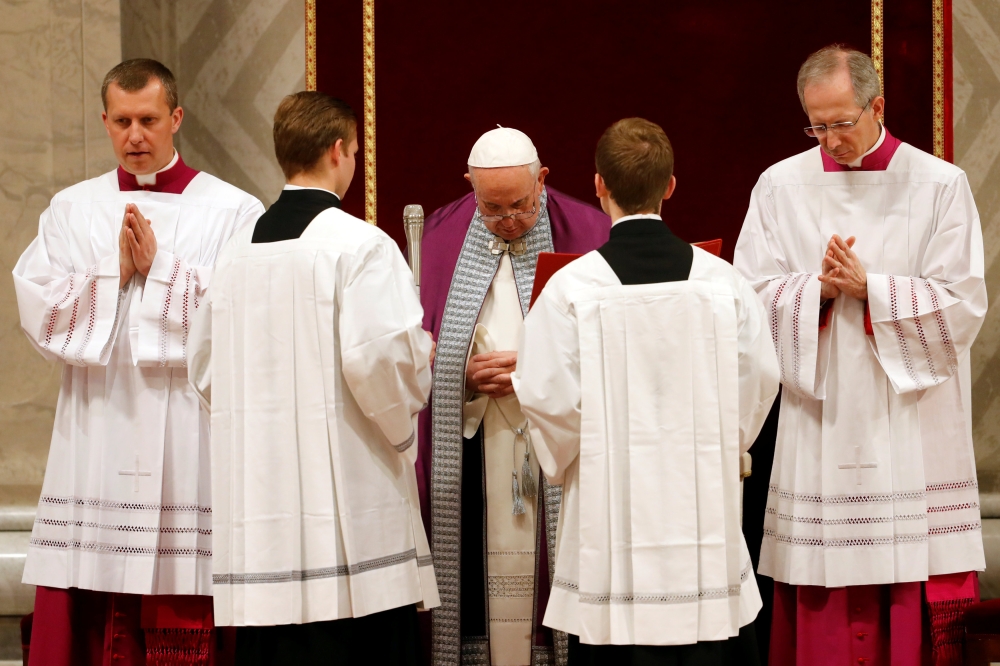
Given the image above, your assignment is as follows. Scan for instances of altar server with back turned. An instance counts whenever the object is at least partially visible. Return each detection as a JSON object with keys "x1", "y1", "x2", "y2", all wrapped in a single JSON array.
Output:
[
  {"x1": 734, "y1": 45, "x2": 987, "y2": 666},
  {"x1": 514, "y1": 117, "x2": 779, "y2": 665},
  {"x1": 187, "y1": 91, "x2": 439, "y2": 665},
  {"x1": 13, "y1": 59, "x2": 263, "y2": 665}
]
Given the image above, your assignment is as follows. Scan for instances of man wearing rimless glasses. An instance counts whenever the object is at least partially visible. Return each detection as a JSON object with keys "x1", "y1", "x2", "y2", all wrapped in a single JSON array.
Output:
[
  {"x1": 735, "y1": 45, "x2": 986, "y2": 665},
  {"x1": 803, "y1": 94, "x2": 883, "y2": 167}
]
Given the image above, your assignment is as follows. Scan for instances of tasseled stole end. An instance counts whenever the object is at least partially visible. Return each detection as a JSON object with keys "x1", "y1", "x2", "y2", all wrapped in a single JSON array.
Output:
[
  {"x1": 520, "y1": 452, "x2": 536, "y2": 499},
  {"x1": 145, "y1": 628, "x2": 212, "y2": 665},
  {"x1": 512, "y1": 471, "x2": 526, "y2": 515}
]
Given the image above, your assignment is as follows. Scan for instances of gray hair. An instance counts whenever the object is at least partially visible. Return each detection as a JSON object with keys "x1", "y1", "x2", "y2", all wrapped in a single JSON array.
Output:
[
  {"x1": 468, "y1": 159, "x2": 541, "y2": 185},
  {"x1": 796, "y1": 45, "x2": 881, "y2": 113}
]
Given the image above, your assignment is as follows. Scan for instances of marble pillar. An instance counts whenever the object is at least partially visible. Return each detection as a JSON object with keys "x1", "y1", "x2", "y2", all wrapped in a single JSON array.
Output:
[
  {"x1": 0, "y1": 0, "x2": 121, "y2": 656},
  {"x1": 1, "y1": 0, "x2": 119, "y2": 491},
  {"x1": 954, "y1": 0, "x2": 1000, "y2": 599},
  {"x1": 121, "y1": 0, "x2": 306, "y2": 207}
]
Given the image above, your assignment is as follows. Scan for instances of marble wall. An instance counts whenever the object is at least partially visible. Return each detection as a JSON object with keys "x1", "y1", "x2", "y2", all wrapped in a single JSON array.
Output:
[
  {"x1": 120, "y1": 0, "x2": 306, "y2": 208},
  {"x1": 0, "y1": 0, "x2": 122, "y2": 655},
  {"x1": 955, "y1": 0, "x2": 1000, "y2": 495},
  {"x1": 0, "y1": 0, "x2": 305, "y2": 490},
  {"x1": 0, "y1": 0, "x2": 121, "y2": 489}
]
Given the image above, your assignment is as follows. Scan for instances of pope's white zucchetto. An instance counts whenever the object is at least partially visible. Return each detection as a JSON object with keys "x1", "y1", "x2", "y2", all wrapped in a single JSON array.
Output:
[{"x1": 467, "y1": 126, "x2": 538, "y2": 168}]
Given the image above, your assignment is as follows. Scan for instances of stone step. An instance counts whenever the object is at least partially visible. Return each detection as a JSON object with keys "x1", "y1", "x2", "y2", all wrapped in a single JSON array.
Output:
[
  {"x1": 982, "y1": 492, "x2": 1000, "y2": 519},
  {"x1": 0, "y1": 487, "x2": 38, "y2": 533},
  {"x1": 0, "y1": 617, "x2": 22, "y2": 662},
  {"x1": 0, "y1": 534, "x2": 33, "y2": 618},
  {"x1": 983, "y1": 518, "x2": 1000, "y2": 600}
]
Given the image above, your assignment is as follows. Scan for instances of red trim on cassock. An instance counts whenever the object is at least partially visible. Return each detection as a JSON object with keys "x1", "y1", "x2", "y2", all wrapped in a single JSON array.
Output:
[
  {"x1": 140, "y1": 594, "x2": 214, "y2": 630},
  {"x1": 926, "y1": 572, "x2": 980, "y2": 666},
  {"x1": 770, "y1": 574, "x2": 979, "y2": 666},
  {"x1": 925, "y1": 571, "x2": 979, "y2": 603},
  {"x1": 117, "y1": 154, "x2": 199, "y2": 194},
  {"x1": 821, "y1": 128, "x2": 903, "y2": 173},
  {"x1": 26, "y1": 587, "x2": 224, "y2": 666},
  {"x1": 28, "y1": 586, "x2": 144, "y2": 666},
  {"x1": 864, "y1": 301, "x2": 874, "y2": 335},
  {"x1": 819, "y1": 299, "x2": 834, "y2": 330}
]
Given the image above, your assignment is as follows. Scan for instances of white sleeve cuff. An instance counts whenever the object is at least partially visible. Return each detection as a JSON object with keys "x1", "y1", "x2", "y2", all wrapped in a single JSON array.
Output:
[{"x1": 463, "y1": 394, "x2": 489, "y2": 439}]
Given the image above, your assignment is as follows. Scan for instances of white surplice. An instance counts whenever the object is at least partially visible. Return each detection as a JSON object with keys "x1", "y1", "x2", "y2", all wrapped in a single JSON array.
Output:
[
  {"x1": 513, "y1": 248, "x2": 779, "y2": 646},
  {"x1": 187, "y1": 207, "x2": 439, "y2": 626},
  {"x1": 462, "y1": 253, "x2": 540, "y2": 666},
  {"x1": 13, "y1": 168, "x2": 263, "y2": 595},
  {"x1": 733, "y1": 143, "x2": 987, "y2": 588}
]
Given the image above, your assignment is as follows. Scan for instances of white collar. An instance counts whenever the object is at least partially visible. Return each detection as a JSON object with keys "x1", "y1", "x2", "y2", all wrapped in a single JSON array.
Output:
[
  {"x1": 135, "y1": 150, "x2": 180, "y2": 186},
  {"x1": 847, "y1": 124, "x2": 885, "y2": 169},
  {"x1": 612, "y1": 213, "x2": 662, "y2": 227},
  {"x1": 283, "y1": 184, "x2": 341, "y2": 199}
]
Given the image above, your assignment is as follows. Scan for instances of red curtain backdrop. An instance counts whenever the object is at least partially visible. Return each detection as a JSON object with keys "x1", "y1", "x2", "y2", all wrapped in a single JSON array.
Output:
[{"x1": 316, "y1": 1, "x2": 939, "y2": 258}]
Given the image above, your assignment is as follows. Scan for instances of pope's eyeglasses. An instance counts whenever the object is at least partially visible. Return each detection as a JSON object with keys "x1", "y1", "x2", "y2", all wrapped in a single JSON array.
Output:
[{"x1": 475, "y1": 191, "x2": 538, "y2": 224}]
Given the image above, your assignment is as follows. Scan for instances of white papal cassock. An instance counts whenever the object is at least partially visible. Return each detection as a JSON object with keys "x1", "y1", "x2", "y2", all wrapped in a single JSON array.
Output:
[
  {"x1": 462, "y1": 252, "x2": 543, "y2": 666},
  {"x1": 14, "y1": 165, "x2": 262, "y2": 595},
  {"x1": 513, "y1": 247, "x2": 779, "y2": 646},
  {"x1": 734, "y1": 143, "x2": 987, "y2": 588},
  {"x1": 187, "y1": 206, "x2": 440, "y2": 627}
]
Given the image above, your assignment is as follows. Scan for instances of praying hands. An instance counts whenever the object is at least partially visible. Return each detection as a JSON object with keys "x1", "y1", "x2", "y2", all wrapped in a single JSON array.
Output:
[
  {"x1": 818, "y1": 234, "x2": 867, "y2": 301},
  {"x1": 118, "y1": 203, "x2": 157, "y2": 287}
]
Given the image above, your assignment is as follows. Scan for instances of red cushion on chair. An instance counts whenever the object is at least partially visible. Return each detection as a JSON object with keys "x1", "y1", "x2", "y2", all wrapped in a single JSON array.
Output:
[{"x1": 963, "y1": 599, "x2": 1000, "y2": 635}]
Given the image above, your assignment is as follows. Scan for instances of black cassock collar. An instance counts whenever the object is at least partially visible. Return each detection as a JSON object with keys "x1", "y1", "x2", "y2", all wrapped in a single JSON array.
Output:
[
  {"x1": 598, "y1": 216, "x2": 693, "y2": 285},
  {"x1": 252, "y1": 188, "x2": 342, "y2": 243}
]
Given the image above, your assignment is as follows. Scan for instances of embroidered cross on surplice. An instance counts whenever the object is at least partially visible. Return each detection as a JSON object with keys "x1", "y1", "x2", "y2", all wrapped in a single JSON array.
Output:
[
  {"x1": 838, "y1": 446, "x2": 878, "y2": 485},
  {"x1": 119, "y1": 455, "x2": 151, "y2": 492}
]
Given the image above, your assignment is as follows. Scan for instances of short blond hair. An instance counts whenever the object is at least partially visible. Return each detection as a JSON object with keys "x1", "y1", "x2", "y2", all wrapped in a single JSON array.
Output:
[{"x1": 102, "y1": 59, "x2": 178, "y2": 111}]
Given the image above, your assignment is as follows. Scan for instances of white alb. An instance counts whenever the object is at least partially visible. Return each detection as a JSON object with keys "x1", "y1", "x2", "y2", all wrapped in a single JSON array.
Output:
[
  {"x1": 514, "y1": 248, "x2": 779, "y2": 646},
  {"x1": 734, "y1": 143, "x2": 987, "y2": 588},
  {"x1": 188, "y1": 206, "x2": 439, "y2": 626},
  {"x1": 14, "y1": 168, "x2": 263, "y2": 595}
]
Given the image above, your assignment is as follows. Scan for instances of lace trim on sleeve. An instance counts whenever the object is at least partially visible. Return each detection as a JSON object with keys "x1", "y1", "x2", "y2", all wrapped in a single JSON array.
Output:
[{"x1": 158, "y1": 257, "x2": 182, "y2": 367}]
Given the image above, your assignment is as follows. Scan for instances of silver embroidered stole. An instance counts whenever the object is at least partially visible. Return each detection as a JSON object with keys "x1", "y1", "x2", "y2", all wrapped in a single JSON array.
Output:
[{"x1": 431, "y1": 191, "x2": 566, "y2": 666}]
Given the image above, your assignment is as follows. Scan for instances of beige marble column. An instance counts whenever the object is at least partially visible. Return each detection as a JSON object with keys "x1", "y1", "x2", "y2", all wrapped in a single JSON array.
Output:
[
  {"x1": 0, "y1": 2, "x2": 305, "y2": 655},
  {"x1": 0, "y1": 0, "x2": 120, "y2": 487},
  {"x1": 954, "y1": 0, "x2": 1000, "y2": 599},
  {"x1": 0, "y1": 0, "x2": 120, "y2": 657},
  {"x1": 121, "y1": 0, "x2": 306, "y2": 207}
]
